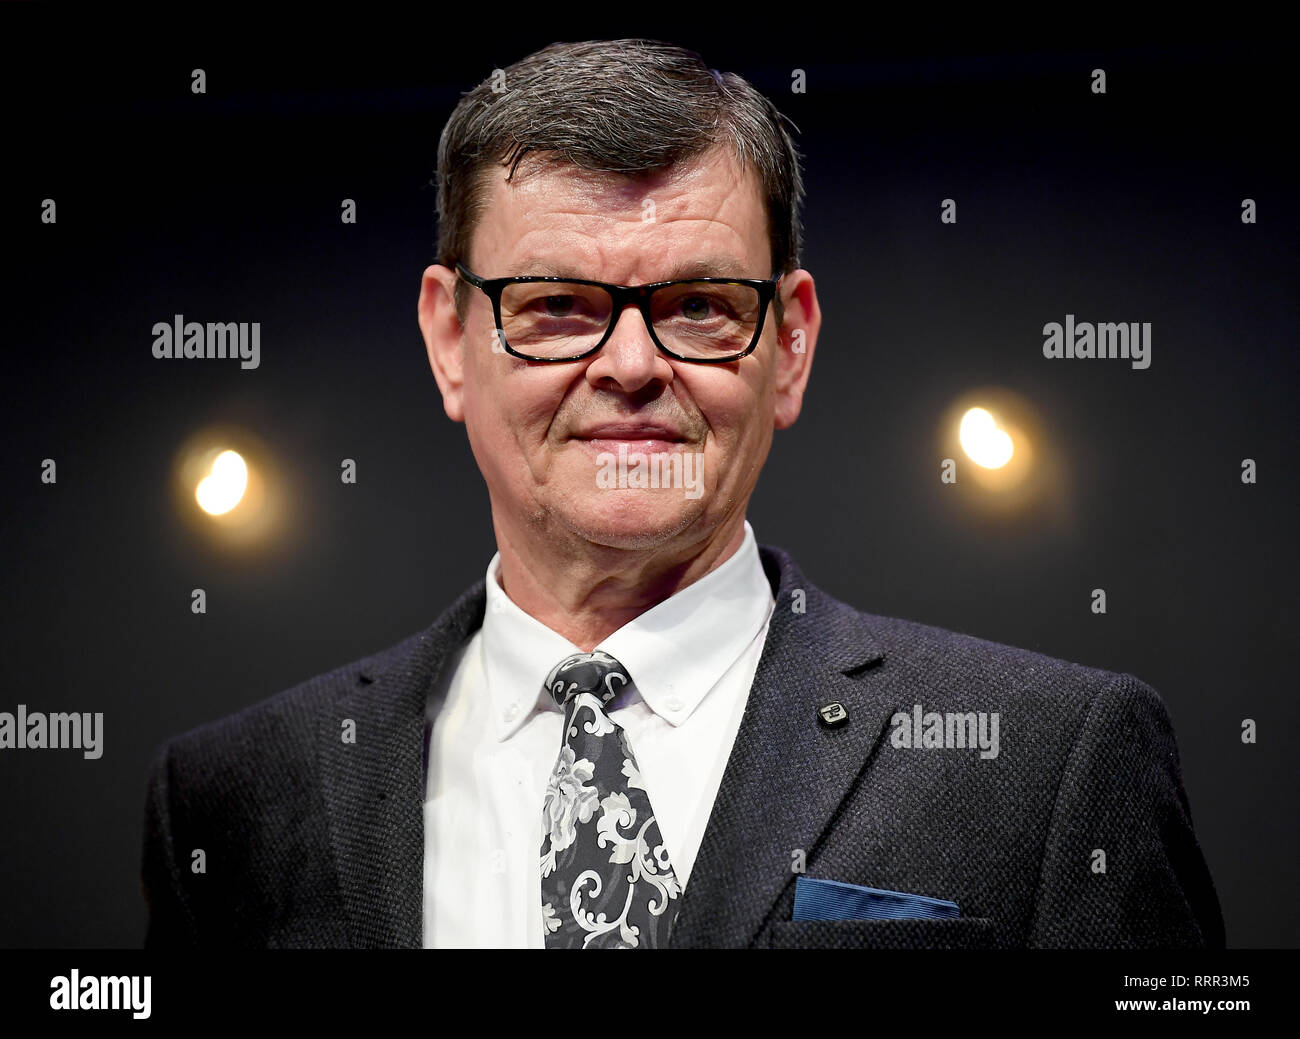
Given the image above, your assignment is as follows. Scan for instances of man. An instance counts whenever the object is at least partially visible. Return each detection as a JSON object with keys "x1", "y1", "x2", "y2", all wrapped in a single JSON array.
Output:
[{"x1": 140, "y1": 39, "x2": 1225, "y2": 949}]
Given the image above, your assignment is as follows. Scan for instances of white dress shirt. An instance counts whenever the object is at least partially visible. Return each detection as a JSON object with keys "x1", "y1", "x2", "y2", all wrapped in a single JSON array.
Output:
[{"x1": 423, "y1": 520, "x2": 776, "y2": 948}]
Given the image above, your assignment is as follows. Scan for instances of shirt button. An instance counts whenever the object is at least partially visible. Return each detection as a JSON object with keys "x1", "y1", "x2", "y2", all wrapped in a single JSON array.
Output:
[
  {"x1": 667, "y1": 697, "x2": 684, "y2": 713},
  {"x1": 504, "y1": 702, "x2": 519, "y2": 722}
]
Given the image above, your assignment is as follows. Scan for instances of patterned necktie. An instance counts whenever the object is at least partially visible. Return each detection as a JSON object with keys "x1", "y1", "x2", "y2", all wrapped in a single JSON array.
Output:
[{"x1": 539, "y1": 650, "x2": 682, "y2": 948}]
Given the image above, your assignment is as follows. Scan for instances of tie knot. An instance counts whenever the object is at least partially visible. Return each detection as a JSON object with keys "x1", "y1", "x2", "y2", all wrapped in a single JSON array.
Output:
[{"x1": 542, "y1": 650, "x2": 631, "y2": 709}]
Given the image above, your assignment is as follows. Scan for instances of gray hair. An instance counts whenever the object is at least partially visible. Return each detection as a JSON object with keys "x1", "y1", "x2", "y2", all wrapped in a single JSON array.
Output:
[{"x1": 434, "y1": 39, "x2": 804, "y2": 326}]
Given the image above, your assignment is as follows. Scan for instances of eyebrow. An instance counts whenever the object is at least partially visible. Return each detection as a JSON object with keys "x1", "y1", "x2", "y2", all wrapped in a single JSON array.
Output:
[{"x1": 501, "y1": 255, "x2": 759, "y2": 281}]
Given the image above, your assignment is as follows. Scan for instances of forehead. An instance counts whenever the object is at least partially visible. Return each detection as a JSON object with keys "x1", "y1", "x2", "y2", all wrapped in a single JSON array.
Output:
[{"x1": 469, "y1": 144, "x2": 771, "y2": 280}]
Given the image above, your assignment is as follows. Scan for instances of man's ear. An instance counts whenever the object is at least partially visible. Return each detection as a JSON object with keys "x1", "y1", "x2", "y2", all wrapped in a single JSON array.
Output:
[
  {"x1": 771, "y1": 269, "x2": 820, "y2": 430},
  {"x1": 418, "y1": 264, "x2": 466, "y2": 423}
]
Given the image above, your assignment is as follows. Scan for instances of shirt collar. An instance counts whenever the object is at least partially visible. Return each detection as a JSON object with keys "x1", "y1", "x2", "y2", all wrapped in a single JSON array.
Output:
[{"x1": 480, "y1": 520, "x2": 775, "y2": 741}]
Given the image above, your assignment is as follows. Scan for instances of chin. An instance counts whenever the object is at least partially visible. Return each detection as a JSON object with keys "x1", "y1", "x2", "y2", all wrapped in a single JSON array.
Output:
[{"x1": 559, "y1": 493, "x2": 705, "y2": 551}]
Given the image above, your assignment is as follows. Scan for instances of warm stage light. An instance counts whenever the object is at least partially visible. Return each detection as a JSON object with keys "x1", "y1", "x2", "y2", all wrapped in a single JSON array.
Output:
[
  {"x1": 195, "y1": 450, "x2": 249, "y2": 514},
  {"x1": 939, "y1": 389, "x2": 1056, "y2": 518},
  {"x1": 959, "y1": 408, "x2": 1014, "y2": 469}
]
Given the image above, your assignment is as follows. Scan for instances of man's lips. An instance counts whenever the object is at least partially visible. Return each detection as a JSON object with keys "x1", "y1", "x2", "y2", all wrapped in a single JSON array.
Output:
[
  {"x1": 570, "y1": 429, "x2": 692, "y2": 456},
  {"x1": 571, "y1": 424, "x2": 688, "y2": 444}
]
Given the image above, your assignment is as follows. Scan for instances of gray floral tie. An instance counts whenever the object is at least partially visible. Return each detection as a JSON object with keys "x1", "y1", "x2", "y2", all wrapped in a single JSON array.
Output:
[{"x1": 539, "y1": 650, "x2": 682, "y2": 948}]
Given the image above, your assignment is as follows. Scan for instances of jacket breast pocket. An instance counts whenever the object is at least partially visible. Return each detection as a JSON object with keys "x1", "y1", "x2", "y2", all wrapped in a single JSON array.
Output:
[{"x1": 764, "y1": 916, "x2": 1014, "y2": 950}]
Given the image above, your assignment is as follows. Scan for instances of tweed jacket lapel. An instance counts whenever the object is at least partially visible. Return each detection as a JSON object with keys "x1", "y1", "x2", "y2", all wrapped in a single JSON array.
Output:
[
  {"x1": 317, "y1": 578, "x2": 485, "y2": 947},
  {"x1": 667, "y1": 545, "x2": 888, "y2": 947}
]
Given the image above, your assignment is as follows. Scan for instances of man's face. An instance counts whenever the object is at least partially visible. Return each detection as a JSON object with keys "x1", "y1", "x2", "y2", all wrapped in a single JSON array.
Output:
[{"x1": 419, "y1": 144, "x2": 816, "y2": 555}]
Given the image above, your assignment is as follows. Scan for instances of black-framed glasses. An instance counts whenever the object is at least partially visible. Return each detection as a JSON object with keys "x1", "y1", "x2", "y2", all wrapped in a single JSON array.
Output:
[{"x1": 455, "y1": 262, "x2": 782, "y2": 363}]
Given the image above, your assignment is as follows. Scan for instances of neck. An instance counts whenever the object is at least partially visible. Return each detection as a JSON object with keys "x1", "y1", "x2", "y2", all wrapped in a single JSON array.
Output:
[{"x1": 493, "y1": 517, "x2": 748, "y2": 651}]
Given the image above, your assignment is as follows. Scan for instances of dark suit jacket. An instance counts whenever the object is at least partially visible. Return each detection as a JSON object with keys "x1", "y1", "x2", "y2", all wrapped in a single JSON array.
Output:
[{"x1": 140, "y1": 544, "x2": 1225, "y2": 948}]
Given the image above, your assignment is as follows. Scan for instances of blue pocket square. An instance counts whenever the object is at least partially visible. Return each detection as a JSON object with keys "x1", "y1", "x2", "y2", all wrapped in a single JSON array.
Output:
[{"x1": 793, "y1": 876, "x2": 961, "y2": 921}]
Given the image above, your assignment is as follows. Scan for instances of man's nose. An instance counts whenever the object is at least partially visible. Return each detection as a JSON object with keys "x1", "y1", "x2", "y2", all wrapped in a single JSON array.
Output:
[{"x1": 583, "y1": 304, "x2": 674, "y2": 392}]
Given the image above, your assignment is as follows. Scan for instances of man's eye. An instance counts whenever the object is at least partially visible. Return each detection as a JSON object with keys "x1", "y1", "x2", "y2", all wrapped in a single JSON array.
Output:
[
  {"x1": 679, "y1": 296, "x2": 713, "y2": 321},
  {"x1": 543, "y1": 295, "x2": 576, "y2": 316}
]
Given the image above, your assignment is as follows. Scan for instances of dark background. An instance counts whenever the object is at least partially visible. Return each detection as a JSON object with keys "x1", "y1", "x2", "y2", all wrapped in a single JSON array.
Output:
[{"x1": 1, "y1": 17, "x2": 1294, "y2": 947}]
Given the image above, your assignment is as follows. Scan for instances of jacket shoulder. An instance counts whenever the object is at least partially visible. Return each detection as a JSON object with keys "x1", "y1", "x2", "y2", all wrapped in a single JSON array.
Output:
[
  {"x1": 869, "y1": 611, "x2": 1146, "y2": 695},
  {"x1": 150, "y1": 626, "x2": 434, "y2": 778},
  {"x1": 762, "y1": 541, "x2": 1159, "y2": 718},
  {"x1": 867, "y1": 610, "x2": 1179, "y2": 751}
]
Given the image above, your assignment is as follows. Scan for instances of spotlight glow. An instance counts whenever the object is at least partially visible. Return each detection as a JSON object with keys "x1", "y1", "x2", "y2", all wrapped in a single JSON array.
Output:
[
  {"x1": 196, "y1": 450, "x2": 249, "y2": 514},
  {"x1": 959, "y1": 408, "x2": 1014, "y2": 469}
]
